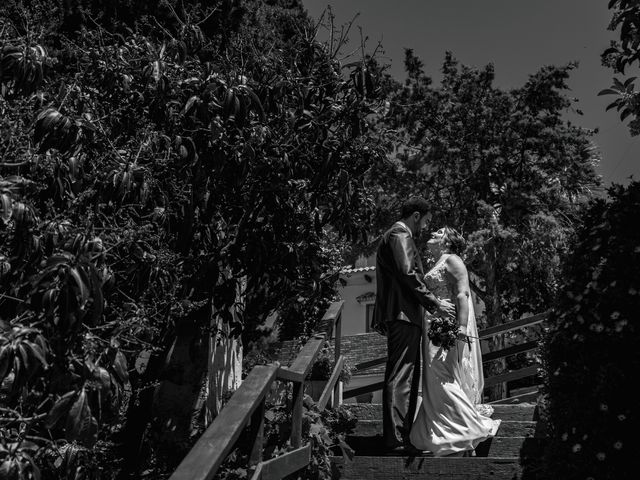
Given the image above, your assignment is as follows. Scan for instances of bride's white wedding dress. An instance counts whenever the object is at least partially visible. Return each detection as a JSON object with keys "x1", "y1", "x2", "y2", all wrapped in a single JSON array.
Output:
[{"x1": 409, "y1": 256, "x2": 501, "y2": 456}]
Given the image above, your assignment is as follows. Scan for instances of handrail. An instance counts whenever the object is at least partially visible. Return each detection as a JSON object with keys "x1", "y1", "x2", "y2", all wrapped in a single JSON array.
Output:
[
  {"x1": 483, "y1": 365, "x2": 539, "y2": 387},
  {"x1": 481, "y1": 340, "x2": 538, "y2": 362},
  {"x1": 169, "y1": 300, "x2": 344, "y2": 480},
  {"x1": 354, "y1": 356, "x2": 387, "y2": 372},
  {"x1": 169, "y1": 364, "x2": 279, "y2": 480},
  {"x1": 344, "y1": 311, "x2": 549, "y2": 401},
  {"x1": 278, "y1": 334, "x2": 326, "y2": 382},
  {"x1": 478, "y1": 311, "x2": 548, "y2": 339}
]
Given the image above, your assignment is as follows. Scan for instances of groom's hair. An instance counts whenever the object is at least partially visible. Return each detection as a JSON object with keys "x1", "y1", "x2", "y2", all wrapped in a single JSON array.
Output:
[{"x1": 400, "y1": 196, "x2": 430, "y2": 218}]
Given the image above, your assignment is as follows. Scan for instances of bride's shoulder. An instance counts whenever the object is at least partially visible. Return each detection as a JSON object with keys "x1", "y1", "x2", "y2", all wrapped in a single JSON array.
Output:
[{"x1": 444, "y1": 254, "x2": 467, "y2": 272}]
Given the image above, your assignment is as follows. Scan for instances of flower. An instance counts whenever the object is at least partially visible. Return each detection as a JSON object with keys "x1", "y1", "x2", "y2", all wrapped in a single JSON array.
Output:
[{"x1": 427, "y1": 316, "x2": 460, "y2": 350}]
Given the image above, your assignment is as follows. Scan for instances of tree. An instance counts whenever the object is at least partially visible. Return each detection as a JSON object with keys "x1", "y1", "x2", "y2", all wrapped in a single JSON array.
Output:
[
  {"x1": 370, "y1": 49, "x2": 601, "y2": 324},
  {"x1": 599, "y1": 0, "x2": 640, "y2": 136},
  {"x1": 0, "y1": 1, "x2": 384, "y2": 477},
  {"x1": 541, "y1": 181, "x2": 639, "y2": 479}
]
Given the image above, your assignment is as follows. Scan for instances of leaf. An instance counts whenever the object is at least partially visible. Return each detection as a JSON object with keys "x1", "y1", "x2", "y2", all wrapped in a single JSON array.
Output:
[
  {"x1": 25, "y1": 340, "x2": 48, "y2": 368},
  {"x1": 88, "y1": 268, "x2": 104, "y2": 325},
  {"x1": 17, "y1": 343, "x2": 31, "y2": 377},
  {"x1": 45, "y1": 254, "x2": 72, "y2": 269},
  {"x1": 45, "y1": 390, "x2": 76, "y2": 429},
  {"x1": 0, "y1": 459, "x2": 18, "y2": 479},
  {"x1": 182, "y1": 95, "x2": 199, "y2": 115},
  {"x1": 624, "y1": 76, "x2": 637, "y2": 88},
  {"x1": 0, "y1": 346, "x2": 13, "y2": 382},
  {"x1": 134, "y1": 349, "x2": 151, "y2": 374},
  {"x1": 606, "y1": 100, "x2": 621, "y2": 111},
  {"x1": 613, "y1": 77, "x2": 626, "y2": 91},
  {"x1": 338, "y1": 438, "x2": 355, "y2": 461},
  {"x1": 0, "y1": 194, "x2": 13, "y2": 224},
  {"x1": 65, "y1": 388, "x2": 98, "y2": 447},
  {"x1": 112, "y1": 350, "x2": 129, "y2": 384},
  {"x1": 597, "y1": 88, "x2": 620, "y2": 96},
  {"x1": 620, "y1": 108, "x2": 633, "y2": 121},
  {"x1": 68, "y1": 266, "x2": 89, "y2": 306}
]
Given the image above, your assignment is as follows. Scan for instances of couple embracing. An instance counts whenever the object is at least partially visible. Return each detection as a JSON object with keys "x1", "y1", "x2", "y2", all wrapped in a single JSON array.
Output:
[{"x1": 372, "y1": 196, "x2": 500, "y2": 456}]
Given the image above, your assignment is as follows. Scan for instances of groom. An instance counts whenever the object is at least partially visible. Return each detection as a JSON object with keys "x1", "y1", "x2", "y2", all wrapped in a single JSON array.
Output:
[{"x1": 372, "y1": 196, "x2": 455, "y2": 453}]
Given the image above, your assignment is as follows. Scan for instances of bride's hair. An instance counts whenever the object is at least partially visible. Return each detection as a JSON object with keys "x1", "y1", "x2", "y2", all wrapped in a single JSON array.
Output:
[{"x1": 442, "y1": 226, "x2": 466, "y2": 255}]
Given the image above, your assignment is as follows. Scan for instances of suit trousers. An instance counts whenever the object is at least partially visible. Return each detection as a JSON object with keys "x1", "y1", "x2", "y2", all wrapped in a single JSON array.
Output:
[{"x1": 383, "y1": 320, "x2": 422, "y2": 448}]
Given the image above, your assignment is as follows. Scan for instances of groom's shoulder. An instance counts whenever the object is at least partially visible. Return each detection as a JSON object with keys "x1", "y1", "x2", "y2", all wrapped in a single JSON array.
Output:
[{"x1": 386, "y1": 222, "x2": 411, "y2": 237}]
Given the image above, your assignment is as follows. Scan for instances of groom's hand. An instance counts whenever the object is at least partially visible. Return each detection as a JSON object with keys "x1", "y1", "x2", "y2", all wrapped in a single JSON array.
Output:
[{"x1": 435, "y1": 298, "x2": 456, "y2": 319}]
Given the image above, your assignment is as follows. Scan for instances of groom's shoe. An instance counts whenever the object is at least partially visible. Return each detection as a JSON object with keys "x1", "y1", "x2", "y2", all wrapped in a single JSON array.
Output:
[
  {"x1": 403, "y1": 443, "x2": 431, "y2": 456},
  {"x1": 384, "y1": 443, "x2": 430, "y2": 456}
]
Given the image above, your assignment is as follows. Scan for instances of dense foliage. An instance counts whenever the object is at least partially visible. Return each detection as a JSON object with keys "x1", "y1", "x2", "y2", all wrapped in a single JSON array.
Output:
[
  {"x1": 541, "y1": 181, "x2": 639, "y2": 479},
  {"x1": 0, "y1": 0, "x2": 385, "y2": 478},
  {"x1": 371, "y1": 50, "x2": 601, "y2": 323}
]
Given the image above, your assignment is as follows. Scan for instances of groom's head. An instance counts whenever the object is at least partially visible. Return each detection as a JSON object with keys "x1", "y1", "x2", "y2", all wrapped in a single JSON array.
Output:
[{"x1": 400, "y1": 196, "x2": 431, "y2": 237}]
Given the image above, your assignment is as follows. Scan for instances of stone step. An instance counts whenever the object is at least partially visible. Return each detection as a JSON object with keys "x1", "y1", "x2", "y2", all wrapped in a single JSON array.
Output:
[
  {"x1": 344, "y1": 403, "x2": 540, "y2": 421},
  {"x1": 351, "y1": 419, "x2": 544, "y2": 438},
  {"x1": 331, "y1": 456, "x2": 528, "y2": 480},
  {"x1": 345, "y1": 434, "x2": 544, "y2": 458}
]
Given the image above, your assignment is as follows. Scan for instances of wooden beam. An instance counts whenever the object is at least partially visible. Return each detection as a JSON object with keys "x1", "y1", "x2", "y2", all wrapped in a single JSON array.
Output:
[
  {"x1": 287, "y1": 335, "x2": 326, "y2": 379},
  {"x1": 260, "y1": 444, "x2": 311, "y2": 480},
  {"x1": 276, "y1": 367, "x2": 305, "y2": 383},
  {"x1": 354, "y1": 356, "x2": 386, "y2": 372},
  {"x1": 248, "y1": 398, "x2": 265, "y2": 466},
  {"x1": 484, "y1": 365, "x2": 539, "y2": 388},
  {"x1": 482, "y1": 340, "x2": 539, "y2": 362},
  {"x1": 343, "y1": 381, "x2": 384, "y2": 400},
  {"x1": 321, "y1": 301, "x2": 344, "y2": 337},
  {"x1": 318, "y1": 355, "x2": 344, "y2": 410},
  {"x1": 478, "y1": 312, "x2": 548, "y2": 340},
  {"x1": 291, "y1": 381, "x2": 304, "y2": 448},
  {"x1": 169, "y1": 364, "x2": 279, "y2": 480}
]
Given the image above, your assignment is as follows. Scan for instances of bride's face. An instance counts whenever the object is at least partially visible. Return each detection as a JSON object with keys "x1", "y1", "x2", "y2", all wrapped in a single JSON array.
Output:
[{"x1": 427, "y1": 228, "x2": 446, "y2": 253}]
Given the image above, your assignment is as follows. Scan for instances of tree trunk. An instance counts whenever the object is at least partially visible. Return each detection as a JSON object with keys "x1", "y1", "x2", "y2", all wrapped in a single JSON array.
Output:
[{"x1": 205, "y1": 275, "x2": 245, "y2": 423}]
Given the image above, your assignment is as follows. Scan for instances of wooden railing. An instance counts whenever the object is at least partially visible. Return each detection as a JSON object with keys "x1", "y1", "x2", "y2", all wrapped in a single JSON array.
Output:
[
  {"x1": 342, "y1": 311, "x2": 549, "y2": 401},
  {"x1": 169, "y1": 300, "x2": 345, "y2": 480}
]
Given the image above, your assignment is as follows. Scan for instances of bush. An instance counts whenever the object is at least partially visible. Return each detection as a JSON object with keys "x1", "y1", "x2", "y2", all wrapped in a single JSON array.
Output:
[{"x1": 541, "y1": 181, "x2": 640, "y2": 479}]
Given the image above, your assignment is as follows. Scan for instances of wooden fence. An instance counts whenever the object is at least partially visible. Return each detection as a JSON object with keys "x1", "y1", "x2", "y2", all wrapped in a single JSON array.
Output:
[
  {"x1": 169, "y1": 301, "x2": 345, "y2": 480},
  {"x1": 343, "y1": 311, "x2": 549, "y2": 401}
]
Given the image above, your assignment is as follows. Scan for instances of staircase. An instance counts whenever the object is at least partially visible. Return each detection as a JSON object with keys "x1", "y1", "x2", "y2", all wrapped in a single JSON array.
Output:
[{"x1": 331, "y1": 401, "x2": 547, "y2": 480}]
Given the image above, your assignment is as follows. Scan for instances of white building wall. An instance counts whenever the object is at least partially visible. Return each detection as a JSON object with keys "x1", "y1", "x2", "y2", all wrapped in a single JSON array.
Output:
[{"x1": 337, "y1": 269, "x2": 376, "y2": 336}]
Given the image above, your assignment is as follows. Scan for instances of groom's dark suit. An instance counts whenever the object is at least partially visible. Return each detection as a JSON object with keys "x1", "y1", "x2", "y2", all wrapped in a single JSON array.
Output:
[{"x1": 372, "y1": 221, "x2": 442, "y2": 449}]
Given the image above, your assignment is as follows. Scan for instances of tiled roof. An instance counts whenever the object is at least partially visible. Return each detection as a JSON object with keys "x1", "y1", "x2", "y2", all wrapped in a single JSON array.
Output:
[
  {"x1": 270, "y1": 332, "x2": 387, "y2": 376},
  {"x1": 340, "y1": 265, "x2": 376, "y2": 274}
]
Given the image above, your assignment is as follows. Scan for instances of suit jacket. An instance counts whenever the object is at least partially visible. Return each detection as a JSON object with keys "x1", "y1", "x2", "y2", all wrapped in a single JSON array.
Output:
[{"x1": 372, "y1": 222, "x2": 441, "y2": 335}]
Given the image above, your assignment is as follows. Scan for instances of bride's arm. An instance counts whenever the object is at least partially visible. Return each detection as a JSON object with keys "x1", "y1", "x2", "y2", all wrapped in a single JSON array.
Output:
[{"x1": 445, "y1": 255, "x2": 471, "y2": 334}]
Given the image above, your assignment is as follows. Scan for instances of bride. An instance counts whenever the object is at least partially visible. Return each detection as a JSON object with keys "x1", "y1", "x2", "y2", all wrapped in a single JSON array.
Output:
[{"x1": 409, "y1": 226, "x2": 501, "y2": 456}]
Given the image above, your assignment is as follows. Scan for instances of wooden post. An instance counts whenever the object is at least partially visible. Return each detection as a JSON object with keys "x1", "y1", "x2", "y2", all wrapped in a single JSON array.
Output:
[
  {"x1": 291, "y1": 381, "x2": 304, "y2": 448},
  {"x1": 249, "y1": 398, "x2": 266, "y2": 466},
  {"x1": 333, "y1": 311, "x2": 342, "y2": 408}
]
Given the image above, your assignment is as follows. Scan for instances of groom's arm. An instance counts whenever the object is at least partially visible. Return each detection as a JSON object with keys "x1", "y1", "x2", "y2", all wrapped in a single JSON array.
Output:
[{"x1": 388, "y1": 229, "x2": 442, "y2": 313}]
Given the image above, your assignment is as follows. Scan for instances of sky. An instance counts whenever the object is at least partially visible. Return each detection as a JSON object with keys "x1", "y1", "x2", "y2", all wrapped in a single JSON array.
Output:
[{"x1": 303, "y1": 0, "x2": 640, "y2": 188}]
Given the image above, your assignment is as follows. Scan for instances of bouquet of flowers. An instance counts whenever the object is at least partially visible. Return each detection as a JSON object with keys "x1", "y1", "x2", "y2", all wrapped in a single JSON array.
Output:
[{"x1": 427, "y1": 316, "x2": 460, "y2": 350}]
